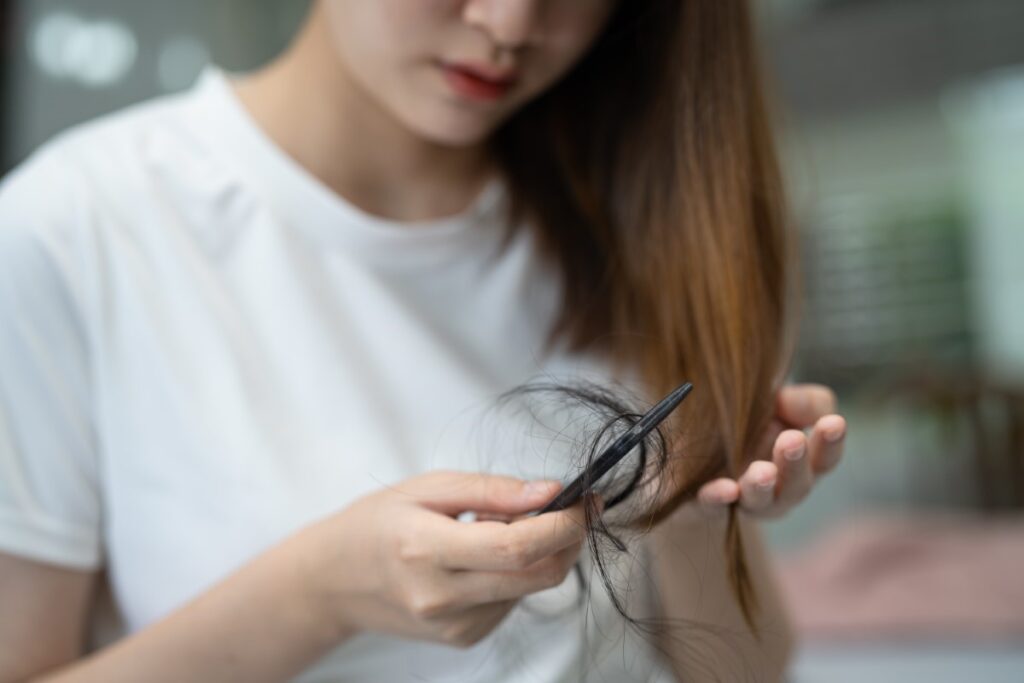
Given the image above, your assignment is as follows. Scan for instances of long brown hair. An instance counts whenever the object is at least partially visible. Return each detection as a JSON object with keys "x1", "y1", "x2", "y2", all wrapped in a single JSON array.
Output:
[{"x1": 492, "y1": 0, "x2": 797, "y2": 625}]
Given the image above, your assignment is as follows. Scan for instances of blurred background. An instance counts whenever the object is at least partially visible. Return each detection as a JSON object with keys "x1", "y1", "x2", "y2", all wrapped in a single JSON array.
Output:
[{"x1": 1, "y1": 0, "x2": 1022, "y2": 680}]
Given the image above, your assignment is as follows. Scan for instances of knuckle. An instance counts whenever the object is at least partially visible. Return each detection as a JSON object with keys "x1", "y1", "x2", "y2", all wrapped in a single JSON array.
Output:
[
  {"x1": 396, "y1": 529, "x2": 430, "y2": 564},
  {"x1": 498, "y1": 535, "x2": 535, "y2": 569},
  {"x1": 407, "y1": 589, "x2": 451, "y2": 619}
]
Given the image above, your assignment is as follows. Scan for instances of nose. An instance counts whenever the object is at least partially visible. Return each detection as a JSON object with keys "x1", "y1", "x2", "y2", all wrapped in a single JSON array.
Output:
[{"x1": 462, "y1": 0, "x2": 543, "y2": 53}]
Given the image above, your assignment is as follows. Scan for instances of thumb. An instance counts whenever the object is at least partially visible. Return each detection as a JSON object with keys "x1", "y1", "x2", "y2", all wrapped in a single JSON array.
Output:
[{"x1": 412, "y1": 472, "x2": 562, "y2": 517}]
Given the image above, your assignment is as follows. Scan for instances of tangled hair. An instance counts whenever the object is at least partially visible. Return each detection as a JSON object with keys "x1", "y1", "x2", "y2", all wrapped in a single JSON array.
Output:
[
  {"x1": 500, "y1": 382, "x2": 683, "y2": 621},
  {"x1": 500, "y1": 379, "x2": 768, "y2": 681},
  {"x1": 492, "y1": 0, "x2": 799, "y2": 628}
]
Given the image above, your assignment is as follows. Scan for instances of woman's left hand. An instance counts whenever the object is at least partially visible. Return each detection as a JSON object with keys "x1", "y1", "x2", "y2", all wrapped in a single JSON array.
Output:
[{"x1": 694, "y1": 383, "x2": 847, "y2": 519}]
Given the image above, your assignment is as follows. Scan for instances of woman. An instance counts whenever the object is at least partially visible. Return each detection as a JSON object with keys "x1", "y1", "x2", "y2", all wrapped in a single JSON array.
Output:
[{"x1": 0, "y1": 1, "x2": 847, "y2": 681}]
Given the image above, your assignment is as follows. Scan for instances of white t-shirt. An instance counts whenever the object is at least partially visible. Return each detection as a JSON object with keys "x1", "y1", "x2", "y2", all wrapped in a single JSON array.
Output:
[{"x1": 0, "y1": 67, "x2": 674, "y2": 682}]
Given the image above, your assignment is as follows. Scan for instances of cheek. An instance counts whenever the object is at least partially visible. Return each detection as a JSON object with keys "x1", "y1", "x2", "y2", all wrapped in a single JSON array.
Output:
[
  {"x1": 376, "y1": 0, "x2": 457, "y2": 46},
  {"x1": 322, "y1": 1, "x2": 483, "y2": 145},
  {"x1": 324, "y1": 0, "x2": 442, "y2": 76},
  {"x1": 521, "y1": 3, "x2": 617, "y2": 94}
]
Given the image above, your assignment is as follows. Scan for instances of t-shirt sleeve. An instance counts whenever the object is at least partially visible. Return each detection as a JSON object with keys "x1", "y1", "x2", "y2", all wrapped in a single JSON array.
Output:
[{"x1": 0, "y1": 148, "x2": 103, "y2": 569}]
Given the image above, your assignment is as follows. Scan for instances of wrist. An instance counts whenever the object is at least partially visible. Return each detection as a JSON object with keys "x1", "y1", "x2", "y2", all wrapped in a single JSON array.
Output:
[{"x1": 283, "y1": 522, "x2": 359, "y2": 646}]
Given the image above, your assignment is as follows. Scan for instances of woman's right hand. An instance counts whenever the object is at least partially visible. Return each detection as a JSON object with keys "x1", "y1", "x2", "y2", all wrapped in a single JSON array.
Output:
[{"x1": 292, "y1": 472, "x2": 588, "y2": 648}]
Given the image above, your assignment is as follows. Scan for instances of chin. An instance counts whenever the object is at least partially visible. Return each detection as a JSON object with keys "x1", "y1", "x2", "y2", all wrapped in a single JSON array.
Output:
[
  {"x1": 414, "y1": 121, "x2": 495, "y2": 149},
  {"x1": 401, "y1": 108, "x2": 504, "y2": 149}
]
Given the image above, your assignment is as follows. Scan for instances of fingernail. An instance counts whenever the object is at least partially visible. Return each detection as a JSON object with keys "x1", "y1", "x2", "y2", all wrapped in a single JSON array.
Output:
[
  {"x1": 824, "y1": 429, "x2": 845, "y2": 443},
  {"x1": 784, "y1": 444, "x2": 805, "y2": 461},
  {"x1": 756, "y1": 477, "x2": 777, "y2": 490},
  {"x1": 523, "y1": 480, "x2": 556, "y2": 498}
]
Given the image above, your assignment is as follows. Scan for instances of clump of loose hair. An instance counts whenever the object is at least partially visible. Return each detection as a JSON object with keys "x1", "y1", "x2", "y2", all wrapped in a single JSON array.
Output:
[{"x1": 497, "y1": 382, "x2": 704, "y2": 611}]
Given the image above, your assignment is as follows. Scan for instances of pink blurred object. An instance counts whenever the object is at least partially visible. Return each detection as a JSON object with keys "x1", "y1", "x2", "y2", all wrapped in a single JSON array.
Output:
[{"x1": 776, "y1": 513, "x2": 1024, "y2": 640}]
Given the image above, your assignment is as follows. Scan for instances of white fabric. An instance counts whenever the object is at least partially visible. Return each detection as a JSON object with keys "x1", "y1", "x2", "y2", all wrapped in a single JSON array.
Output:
[{"x1": 0, "y1": 67, "x2": 672, "y2": 682}]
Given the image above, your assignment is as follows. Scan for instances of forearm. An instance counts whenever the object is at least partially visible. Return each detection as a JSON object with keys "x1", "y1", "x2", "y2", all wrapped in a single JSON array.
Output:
[
  {"x1": 34, "y1": 533, "x2": 350, "y2": 683},
  {"x1": 645, "y1": 513, "x2": 794, "y2": 683}
]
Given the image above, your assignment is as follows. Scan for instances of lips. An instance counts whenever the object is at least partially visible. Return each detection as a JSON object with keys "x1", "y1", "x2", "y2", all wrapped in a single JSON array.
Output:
[{"x1": 439, "y1": 61, "x2": 519, "y2": 102}]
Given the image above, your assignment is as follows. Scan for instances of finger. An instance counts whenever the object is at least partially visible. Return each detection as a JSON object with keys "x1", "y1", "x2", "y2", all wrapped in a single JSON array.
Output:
[
  {"x1": 447, "y1": 541, "x2": 582, "y2": 606},
  {"x1": 462, "y1": 599, "x2": 517, "y2": 644},
  {"x1": 437, "y1": 599, "x2": 518, "y2": 648},
  {"x1": 738, "y1": 460, "x2": 778, "y2": 513},
  {"x1": 754, "y1": 418, "x2": 786, "y2": 460},
  {"x1": 809, "y1": 414, "x2": 847, "y2": 476},
  {"x1": 696, "y1": 478, "x2": 740, "y2": 508},
  {"x1": 775, "y1": 384, "x2": 838, "y2": 428},
  {"x1": 411, "y1": 472, "x2": 563, "y2": 517},
  {"x1": 472, "y1": 512, "x2": 515, "y2": 523},
  {"x1": 433, "y1": 501, "x2": 588, "y2": 570},
  {"x1": 773, "y1": 429, "x2": 813, "y2": 508}
]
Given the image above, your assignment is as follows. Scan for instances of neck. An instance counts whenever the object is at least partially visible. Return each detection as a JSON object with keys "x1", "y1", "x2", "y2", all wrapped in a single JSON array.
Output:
[{"x1": 232, "y1": 4, "x2": 493, "y2": 222}]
